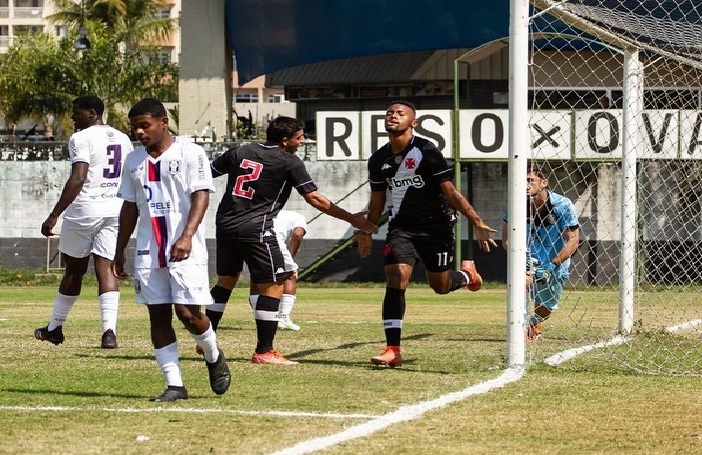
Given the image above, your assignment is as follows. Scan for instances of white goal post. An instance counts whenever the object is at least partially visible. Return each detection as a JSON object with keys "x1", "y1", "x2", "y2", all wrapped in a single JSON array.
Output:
[{"x1": 495, "y1": 0, "x2": 702, "y2": 373}]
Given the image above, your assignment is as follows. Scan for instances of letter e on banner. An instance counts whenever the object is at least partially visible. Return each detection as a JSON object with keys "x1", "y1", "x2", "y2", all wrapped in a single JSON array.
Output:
[{"x1": 316, "y1": 112, "x2": 361, "y2": 160}]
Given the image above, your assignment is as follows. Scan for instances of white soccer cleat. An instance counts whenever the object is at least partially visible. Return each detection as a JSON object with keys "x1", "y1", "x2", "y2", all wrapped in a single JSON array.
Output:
[{"x1": 278, "y1": 317, "x2": 301, "y2": 331}]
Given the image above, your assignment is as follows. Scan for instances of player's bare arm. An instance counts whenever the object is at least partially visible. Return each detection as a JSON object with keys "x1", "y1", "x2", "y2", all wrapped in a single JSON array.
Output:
[
  {"x1": 112, "y1": 201, "x2": 139, "y2": 279},
  {"x1": 552, "y1": 226, "x2": 580, "y2": 266},
  {"x1": 288, "y1": 227, "x2": 306, "y2": 258},
  {"x1": 356, "y1": 189, "x2": 386, "y2": 258},
  {"x1": 302, "y1": 190, "x2": 378, "y2": 234},
  {"x1": 41, "y1": 162, "x2": 89, "y2": 237},
  {"x1": 439, "y1": 180, "x2": 497, "y2": 252},
  {"x1": 170, "y1": 189, "x2": 209, "y2": 262}
]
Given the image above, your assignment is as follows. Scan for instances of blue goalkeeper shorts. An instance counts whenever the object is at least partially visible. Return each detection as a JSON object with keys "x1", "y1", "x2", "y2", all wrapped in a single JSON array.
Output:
[{"x1": 530, "y1": 273, "x2": 565, "y2": 310}]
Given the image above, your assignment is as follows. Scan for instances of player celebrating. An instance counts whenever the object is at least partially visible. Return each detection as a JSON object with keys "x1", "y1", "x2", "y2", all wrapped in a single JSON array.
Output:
[
  {"x1": 356, "y1": 100, "x2": 497, "y2": 368},
  {"x1": 209, "y1": 116, "x2": 377, "y2": 365},
  {"x1": 35, "y1": 95, "x2": 133, "y2": 349},
  {"x1": 113, "y1": 98, "x2": 230, "y2": 401}
]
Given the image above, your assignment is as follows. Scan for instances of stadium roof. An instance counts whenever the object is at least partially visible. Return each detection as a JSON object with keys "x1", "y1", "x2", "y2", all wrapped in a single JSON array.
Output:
[{"x1": 224, "y1": 0, "x2": 510, "y2": 85}]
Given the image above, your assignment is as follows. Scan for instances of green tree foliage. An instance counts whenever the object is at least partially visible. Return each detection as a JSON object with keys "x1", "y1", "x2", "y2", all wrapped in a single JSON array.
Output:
[{"x1": 0, "y1": 0, "x2": 178, "y2": 137}]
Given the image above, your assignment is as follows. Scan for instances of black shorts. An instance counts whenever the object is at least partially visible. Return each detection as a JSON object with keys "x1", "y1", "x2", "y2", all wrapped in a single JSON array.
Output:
[
  {"x1": 216, "y1": 236, "x2": 293, "y2": 284},
  {"x1": 384, "y1": 228, "x2": 455, "y2": 273}
]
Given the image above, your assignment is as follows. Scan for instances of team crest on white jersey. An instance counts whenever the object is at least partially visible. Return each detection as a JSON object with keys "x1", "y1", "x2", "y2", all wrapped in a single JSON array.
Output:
[{"x1": 168, "y1": 159, "x2": 182, "y2": 175}]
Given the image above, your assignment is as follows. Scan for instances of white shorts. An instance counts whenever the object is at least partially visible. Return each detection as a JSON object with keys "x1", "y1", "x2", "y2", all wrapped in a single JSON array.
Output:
[
  {"x1": 58, "y1": 217, "x2": 119, "y2": 259},
  {"x1": 133, "y1": 264, "x2": 214, "y2": 306},
  {"x1": 280, "y1": 245, "x2": 298, "y2": 272}
]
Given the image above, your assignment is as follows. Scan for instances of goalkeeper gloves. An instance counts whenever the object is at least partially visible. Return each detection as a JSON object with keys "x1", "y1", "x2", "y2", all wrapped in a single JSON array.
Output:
[{"x1": 534, "y1": 261, "x2": 556, "y2": 283}]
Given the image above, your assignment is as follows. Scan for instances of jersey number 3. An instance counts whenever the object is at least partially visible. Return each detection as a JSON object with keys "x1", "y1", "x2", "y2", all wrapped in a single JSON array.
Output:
[
  {"x1": 233, "y1": 159, "x2": 263, "y2": 199},
  {"x1": 103, "y1": 144, "x2": 123, "y2": 179}
]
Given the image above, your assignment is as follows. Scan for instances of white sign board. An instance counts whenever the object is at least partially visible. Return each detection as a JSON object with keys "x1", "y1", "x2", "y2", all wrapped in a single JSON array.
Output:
[{"x1": 316, "y1": 109, "x2": 702, "y2": 161}]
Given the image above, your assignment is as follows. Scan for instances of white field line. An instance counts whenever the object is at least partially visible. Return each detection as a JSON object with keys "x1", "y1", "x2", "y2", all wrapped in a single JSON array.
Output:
[
  {"x1": 269, "y1": 366, "x2": 526, "y2": 455},
  {"x1": 543, "y1": 334, "x2": 631, "y2": 366},
  {"x1": 0, "y1": 405, "x2": 374, "y2": 419},
  {"x1": 273, "y1": 317, "x2": 702, "y2": 454},
  {"x1": 663, "y1": 319, "x2": 702, "y2": 334}
]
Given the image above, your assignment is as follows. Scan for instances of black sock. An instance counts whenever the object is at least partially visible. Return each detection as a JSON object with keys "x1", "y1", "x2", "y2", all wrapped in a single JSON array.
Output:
[
  {"x1": 208, "y1": 285, "x2": 232, "y2": 331},
  {"x1": 448, "y1": 270, "x2": 468, "y2": 292},
  {"x1": 254, "y1": 295, "x2": 280, "y2": 354},
  {"x1": 382, "y1": 287, "x2": 406, "y2": 347}
]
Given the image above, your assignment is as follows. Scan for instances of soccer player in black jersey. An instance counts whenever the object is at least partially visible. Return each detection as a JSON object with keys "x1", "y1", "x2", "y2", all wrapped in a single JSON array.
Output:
[
  {"x1": 208, "y1": 116, "x2": 378, "y2": 365},
  {"x1": 356, "y1": 101, "x2": 498, "y2": 368}
]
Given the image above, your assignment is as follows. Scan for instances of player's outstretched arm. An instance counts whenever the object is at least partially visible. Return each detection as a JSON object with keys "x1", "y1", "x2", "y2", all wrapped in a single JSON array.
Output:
[
  {"x1": 355, "y1": 189, "x2": 385, "y2": 258},
  {"x1": 439, "y1": 180, "x2": 497, "y2": 252},
  {"x1": 302, "y1": 190, "x2": 378, "y2": 234}
]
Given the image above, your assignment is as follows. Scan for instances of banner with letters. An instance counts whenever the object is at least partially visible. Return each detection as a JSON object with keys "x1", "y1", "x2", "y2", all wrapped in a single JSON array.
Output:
[{"x1": 315, "y1": 109, "x2": 702, "y2": 161}]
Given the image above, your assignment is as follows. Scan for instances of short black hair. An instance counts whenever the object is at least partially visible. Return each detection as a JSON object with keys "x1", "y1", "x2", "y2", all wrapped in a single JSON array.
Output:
[
  {"x1": 387, "y1": 100, "x2": 416, "y2": 113},
  {"x1": 266, "y1": 116, "x2": 305, "y2": 142},
  {"x1": 528, "y1": 163, "x2": 548, "y2": 180},
  {"x1": 128, "y1": 97, "x2": 167, "y2": 118},
  {"x1": 73, "y1": 95, "x2": 104, "y2": 115}
]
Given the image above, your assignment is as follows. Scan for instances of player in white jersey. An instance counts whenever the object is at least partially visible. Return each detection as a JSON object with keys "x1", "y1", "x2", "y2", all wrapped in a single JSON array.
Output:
[
  {"x1": 257, "y1": 210, "x2": 308, "y2": 330},
  {"x1": 35, "y1": 95, "x2": 133, "y2": 349},
  {"x1": 113, "y1": 98, "x2": 230, "y2": 402}
]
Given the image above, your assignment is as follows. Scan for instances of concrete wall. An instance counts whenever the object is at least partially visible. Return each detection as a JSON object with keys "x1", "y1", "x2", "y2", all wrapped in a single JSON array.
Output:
[{"x1": 0, "y1": 150, "x2": 627, "y2": 284}]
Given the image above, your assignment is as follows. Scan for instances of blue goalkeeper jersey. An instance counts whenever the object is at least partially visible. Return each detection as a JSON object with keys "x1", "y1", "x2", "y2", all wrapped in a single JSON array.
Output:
[{"x1": 504, "y1": 191, "x2": 579, "y2": 279}]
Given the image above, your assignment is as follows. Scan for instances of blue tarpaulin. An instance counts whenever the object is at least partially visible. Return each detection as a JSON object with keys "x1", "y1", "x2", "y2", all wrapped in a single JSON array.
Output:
[{"x1": 225, "y1": 0, "x2": 510, "y2": 85}]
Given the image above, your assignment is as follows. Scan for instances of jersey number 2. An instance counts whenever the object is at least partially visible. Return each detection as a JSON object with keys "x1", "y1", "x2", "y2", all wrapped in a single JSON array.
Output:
[{"x1": 233, "y1": 159, "x2": 263, "y2": 199}]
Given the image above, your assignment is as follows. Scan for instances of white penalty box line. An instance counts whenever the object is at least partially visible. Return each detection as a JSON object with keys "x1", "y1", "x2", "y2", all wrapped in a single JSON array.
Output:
[{"x1": 0, "y1": 405, "x2": 376, "y2": 420}]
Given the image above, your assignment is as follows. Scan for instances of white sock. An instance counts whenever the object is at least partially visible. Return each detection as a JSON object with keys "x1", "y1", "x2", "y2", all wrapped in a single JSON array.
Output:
[
  {"x1": 154, "y1": 342, "x2": 183, "y2": 387},
  {"x1": 99, "y1": 291, "x2": 119, "y2": 333},
  {"x1": 279, "y1": 294, "x2": 296, "y2": 318},
  {"x1": 191, "y1": 324, "x2": 219, "y2": 363},
  {"x1": 209, "y1": 303, "x2": 227, "y2": 312},
  {"x1": 249, "y1": 294, "x2": 259, "y2": 310},
  {"x1": 48, "y1": 293, "x2": 79, "y2": 331}
]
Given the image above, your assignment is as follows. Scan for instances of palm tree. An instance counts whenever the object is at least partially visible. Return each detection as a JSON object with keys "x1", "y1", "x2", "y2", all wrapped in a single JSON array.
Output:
[{"x1": 48, "y1": 0, "x2": 178, "y2": 46}]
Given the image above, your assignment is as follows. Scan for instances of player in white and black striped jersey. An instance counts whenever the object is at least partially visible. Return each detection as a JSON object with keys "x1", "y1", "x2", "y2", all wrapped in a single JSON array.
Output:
[{"x1": 357, "y1": 100, "x2": 498, "y2": 368}]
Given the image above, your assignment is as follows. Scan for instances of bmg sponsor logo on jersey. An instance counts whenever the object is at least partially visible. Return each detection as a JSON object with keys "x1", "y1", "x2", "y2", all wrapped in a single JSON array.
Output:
[{"x1": 387, "y1": 173, "x2": 425, "y2": 190}]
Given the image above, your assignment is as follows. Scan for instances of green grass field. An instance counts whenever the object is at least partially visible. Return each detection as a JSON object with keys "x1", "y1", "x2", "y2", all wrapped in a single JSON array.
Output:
[{"x1": 1, "y1": 280, "x2": 702, "y2": 454}]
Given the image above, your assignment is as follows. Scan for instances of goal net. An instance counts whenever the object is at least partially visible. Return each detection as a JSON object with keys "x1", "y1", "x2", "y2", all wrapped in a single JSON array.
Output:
[{"x1": 519, "y1": 0, "x2": 702, "y2": 375}]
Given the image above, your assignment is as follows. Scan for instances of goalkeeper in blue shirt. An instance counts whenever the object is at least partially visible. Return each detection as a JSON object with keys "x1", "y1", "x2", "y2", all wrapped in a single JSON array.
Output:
[{"x1": 502, "y1": 164, "x2": 580, "y2": 340}]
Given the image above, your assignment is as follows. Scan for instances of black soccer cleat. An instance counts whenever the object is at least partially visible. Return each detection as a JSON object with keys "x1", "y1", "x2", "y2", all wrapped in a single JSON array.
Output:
[
  {"x1": 101, "y1": 329, "x2": 118, "y2": 349},
  {"x1": 149, "y1": 386, "x2": 188, "y2": 402},
  {"x1": 34, "y1": 325, "x2": 65, "y2": 345},
  {"x1": 206, "y1": 347, "x2": 231, "y2": 395}
]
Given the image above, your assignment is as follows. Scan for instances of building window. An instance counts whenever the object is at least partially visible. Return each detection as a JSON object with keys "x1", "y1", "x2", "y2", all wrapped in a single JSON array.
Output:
[
  {"x1": 14, "y1": 25, "x2": 43, "y2": 35},
  {"x1": 236, "y1": 92, "x2": 258, "y2": 103},
  {"x1": 267, "y1": 93, "x2": 285, "y2": 103}
]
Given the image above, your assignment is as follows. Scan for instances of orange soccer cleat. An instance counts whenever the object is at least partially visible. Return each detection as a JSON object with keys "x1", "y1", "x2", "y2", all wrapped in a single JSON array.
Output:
[
  {"x1": 251, "y1": 349, "x2": 299, "y2": 365},
  {"x1": 460, "y1": 260, "x2": 483, "y2": 292},
  {"x1": 371, "y1": 346, "x2": 403, "y2": 368}
]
